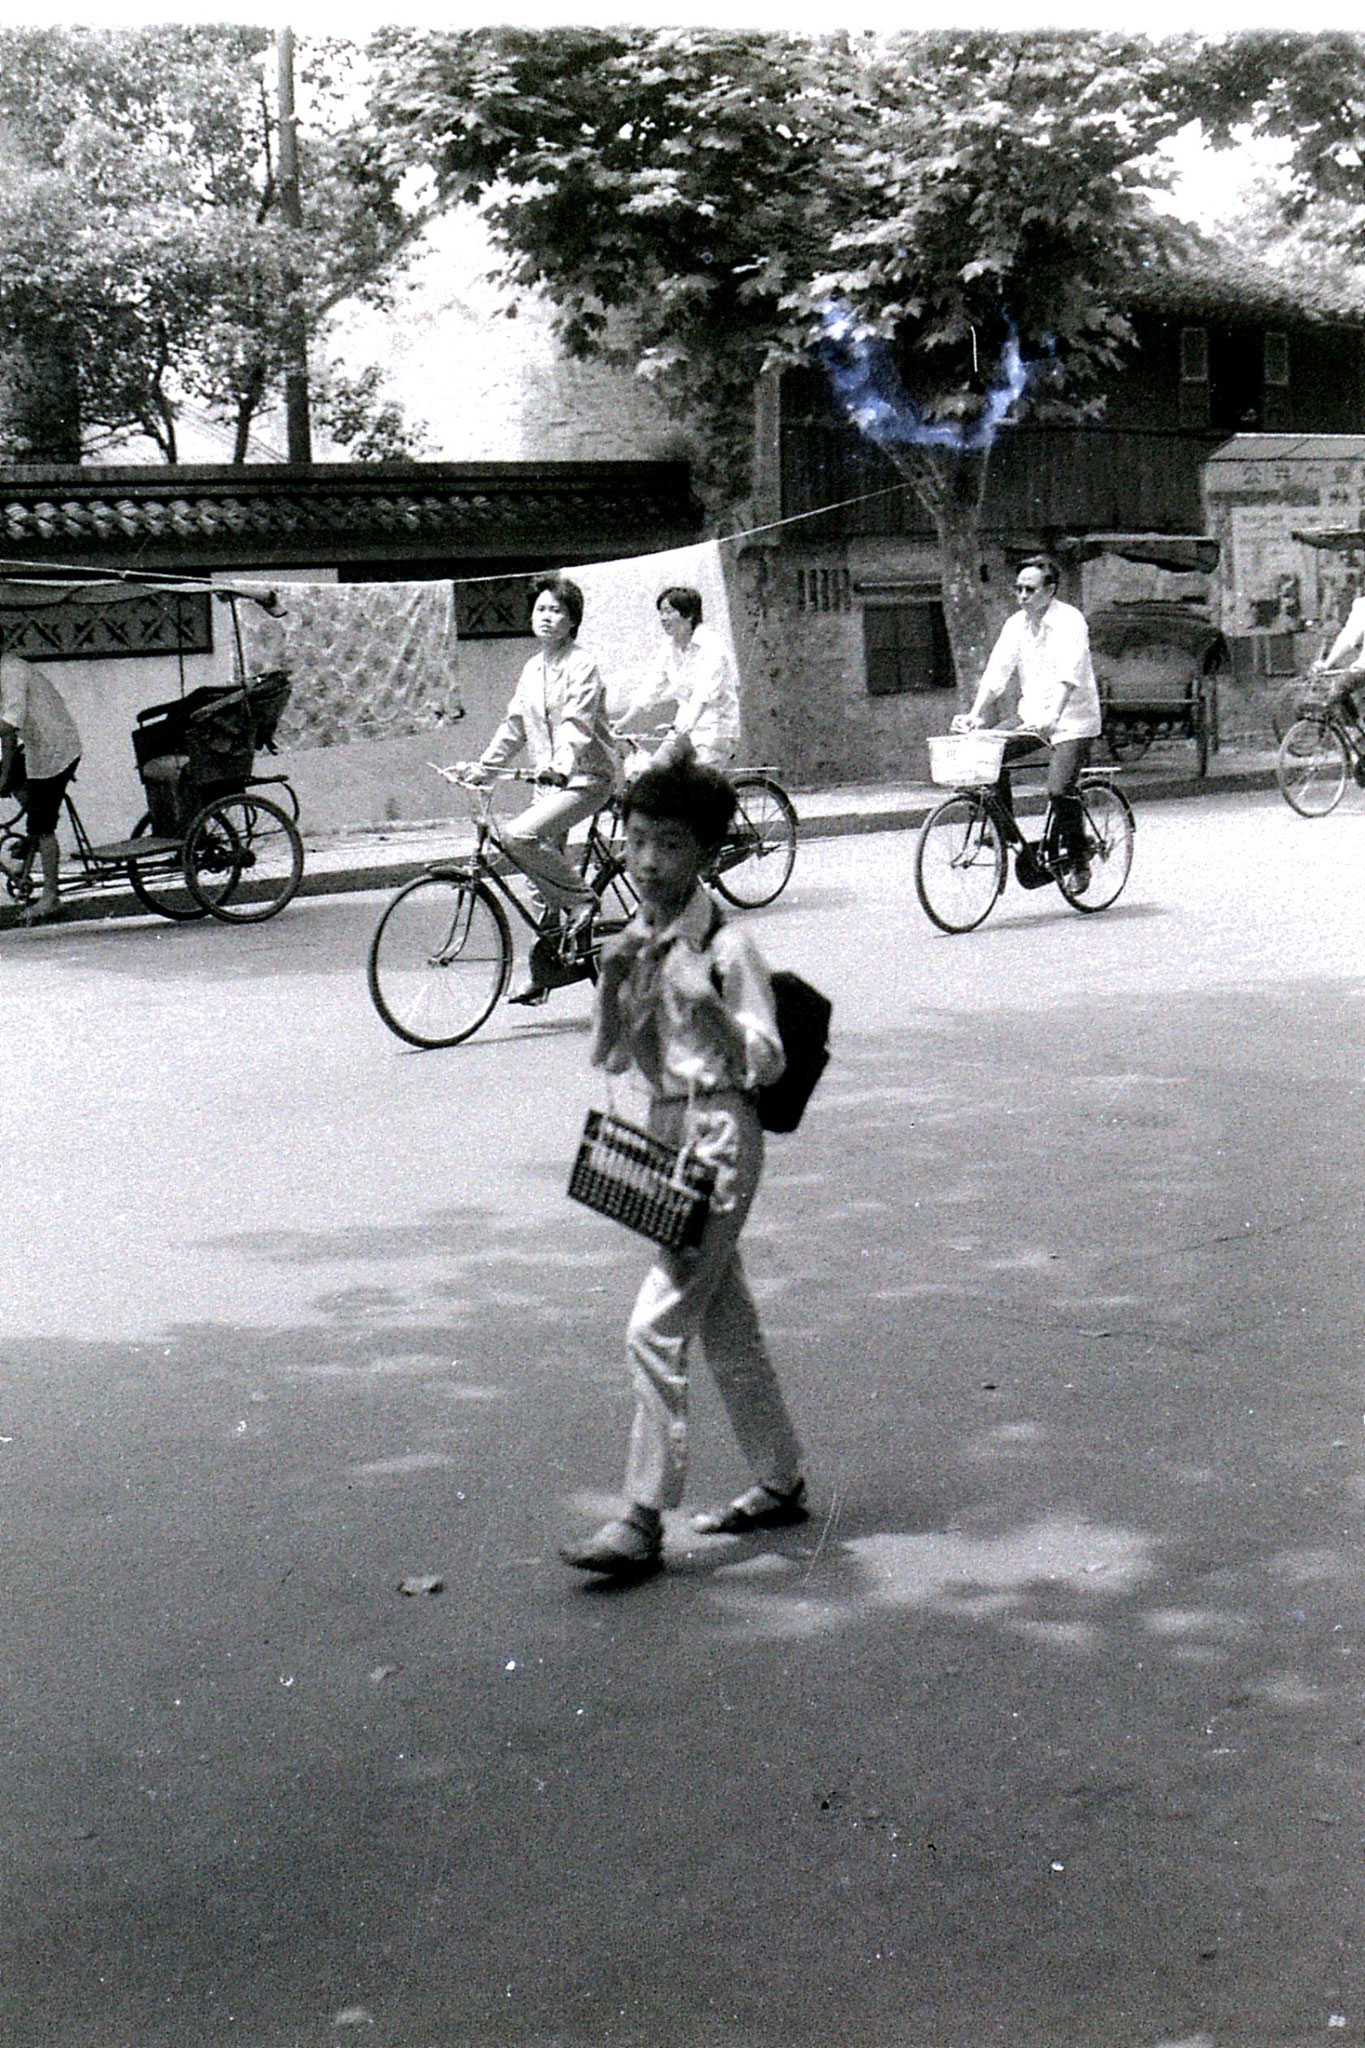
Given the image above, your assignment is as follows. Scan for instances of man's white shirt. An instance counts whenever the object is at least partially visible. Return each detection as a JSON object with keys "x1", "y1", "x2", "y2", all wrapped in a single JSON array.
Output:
[{"x1": 977, "y1": 598, "x2": 1102, "y2": 742}]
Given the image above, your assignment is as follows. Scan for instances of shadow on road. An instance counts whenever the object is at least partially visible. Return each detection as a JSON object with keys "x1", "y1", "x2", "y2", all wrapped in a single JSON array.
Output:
[{"x1": 4, "y1": 1001, "x2": 1365, "y2": 2044}]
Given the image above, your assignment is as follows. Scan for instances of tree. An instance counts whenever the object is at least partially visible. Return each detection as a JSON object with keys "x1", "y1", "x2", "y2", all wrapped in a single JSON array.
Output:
[
  {"x1": 366, "y1": 28, "x2": 1189, "y2": 682},
  {"x1": 0, "y1": 27, "x2": 428, "y2": 463},
  {"x1": 1177, "y1": 33, "x2": 1365, "y2": 258}
]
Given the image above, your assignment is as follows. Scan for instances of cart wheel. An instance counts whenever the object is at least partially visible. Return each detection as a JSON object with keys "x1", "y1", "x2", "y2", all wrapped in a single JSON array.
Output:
[
  {"x1": 183, "y1": 792, "x2": 304, "y2": 922},
  {"x1": 1107, "y1": 719, "x2": 1152, "y2": 764},
  {"x1": 127, "y1": 813, "x2": 208, "y2": 922}
]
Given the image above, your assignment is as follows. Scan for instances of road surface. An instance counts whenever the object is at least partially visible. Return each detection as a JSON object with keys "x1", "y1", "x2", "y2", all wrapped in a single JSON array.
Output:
[{"x1": 1, "y1": 787, "x2": 1363, "y2": 2047}]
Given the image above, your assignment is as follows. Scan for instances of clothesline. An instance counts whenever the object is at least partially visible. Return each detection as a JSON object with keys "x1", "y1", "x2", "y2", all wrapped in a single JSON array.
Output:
[{"x1": 0, "y1": 477, "x2": 918, "y2": 596}]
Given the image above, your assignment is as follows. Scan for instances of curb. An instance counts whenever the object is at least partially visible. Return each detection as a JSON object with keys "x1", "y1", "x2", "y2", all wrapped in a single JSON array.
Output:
[{"x1": 3, "y1": 759, "x2": 1282, "y2": 932}]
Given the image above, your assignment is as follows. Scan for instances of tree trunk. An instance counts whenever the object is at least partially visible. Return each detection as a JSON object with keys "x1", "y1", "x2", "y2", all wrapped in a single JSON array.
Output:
[
  {"x1": 884, "y1": 443, "x2": 996, "y2": 705},
  {"x1": 933, "y1": 506, "x2": 995, "y2": 703},
  {"x1": 0, "y1": 328, "x2": 82, "y2": 463}
]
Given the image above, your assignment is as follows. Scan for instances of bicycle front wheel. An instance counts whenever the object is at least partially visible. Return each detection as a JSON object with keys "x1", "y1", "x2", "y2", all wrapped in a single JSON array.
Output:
[
  {"x1": 1277, "y1": 718, "x2": 1349, "y2": 817},
  {"x1": 1057, "y1": 783, "x2": 1135, "y2": 913},
  {"x1": 368, "y1": 874, "x2": 511, "y2": 1047},
  {"x1": 915, "y1": 794, "x2": 1006, "y2": 932},
  {"x1": 710, "y1": 774, "x2": 798, "y2": 907}
]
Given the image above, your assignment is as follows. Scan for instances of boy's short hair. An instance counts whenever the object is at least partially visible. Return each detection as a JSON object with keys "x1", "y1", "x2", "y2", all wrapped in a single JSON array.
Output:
[
  {"x1": 656, "y1": 585, "x2": 703, "y2": 628},
  {"x1": 531, "y1": 573, "x2": 584, "y2": 634},
  {"x1": 621, "y1": 758, "x2": 735, "y2": 855}
]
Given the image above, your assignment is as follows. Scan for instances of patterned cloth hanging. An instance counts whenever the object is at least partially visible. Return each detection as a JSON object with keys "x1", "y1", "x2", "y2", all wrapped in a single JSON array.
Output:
[{"x1": 236, "y1": 581, "x2": 462, "y2": 747}]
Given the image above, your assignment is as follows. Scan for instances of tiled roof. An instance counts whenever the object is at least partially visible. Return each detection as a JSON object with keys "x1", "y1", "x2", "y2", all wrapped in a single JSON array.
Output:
[{"x1": 0, "y1": 462, "x2": 700, "y2": 567}]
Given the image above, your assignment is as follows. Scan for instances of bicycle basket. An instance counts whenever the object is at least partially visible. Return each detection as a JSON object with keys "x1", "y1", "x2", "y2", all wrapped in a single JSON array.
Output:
[
  {"x1": 927, "y1": 732, "x2": 1009, "y2": 787},
  {"x1": 568, "y1": 1108, "x2": 715, "y2": 1252}
]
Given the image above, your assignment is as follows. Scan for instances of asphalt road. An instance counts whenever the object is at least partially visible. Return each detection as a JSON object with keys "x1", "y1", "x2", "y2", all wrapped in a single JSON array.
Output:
[{"x1": 2, "y1": 786, "x2": 1364, "y2": 2047}]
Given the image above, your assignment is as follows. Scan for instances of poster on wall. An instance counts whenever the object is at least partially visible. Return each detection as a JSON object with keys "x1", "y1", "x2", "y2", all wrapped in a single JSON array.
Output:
[{"x1": 1227, "y1": 505, "x2": 1328, "y2": 630}]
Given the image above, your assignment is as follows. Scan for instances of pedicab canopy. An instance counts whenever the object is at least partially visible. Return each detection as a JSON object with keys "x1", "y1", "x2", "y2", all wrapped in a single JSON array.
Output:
[{"x1": 1057, "y1": 533, "x2": 1221, "y2": 576}]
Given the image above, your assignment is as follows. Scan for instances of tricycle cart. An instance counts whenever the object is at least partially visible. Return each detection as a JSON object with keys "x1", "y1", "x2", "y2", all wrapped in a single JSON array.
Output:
[
  {"x1": 1, "y1": 582, "x2": 305, "y2": 925},
  {"x1": 1061, "y1": 534, "x2": 1226, "y2": 779}
]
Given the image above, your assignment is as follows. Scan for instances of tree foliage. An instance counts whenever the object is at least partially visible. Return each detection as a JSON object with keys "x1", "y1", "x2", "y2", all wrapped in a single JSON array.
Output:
[
  {"x1": 1179, "y1": 33, "x2": 1365, "y2": 257},
  {"x1": 0, "y1": 27, "x2": 425, "y2": 463},
  {"x1": 366, "y1": 27, "x2": 1189, "y2": 678}
]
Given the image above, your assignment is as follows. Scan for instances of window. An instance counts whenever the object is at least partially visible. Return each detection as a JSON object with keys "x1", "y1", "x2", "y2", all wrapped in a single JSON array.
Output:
[
  {"x1": 863, "y1": 602, "x2": 954, "y2": 697},
  {"x1": 1263, "y1": 330, "x2": 1291, "y2": 429},
  {"x1": 1179, "y1": 325, "x2": 1210, "y2": 428},
  {"x1": 0, "y1": 588, "x2": 212, "y2": 662},
  {"x1": 795, "y1": 564, "x2": 852, "y2": 613}
]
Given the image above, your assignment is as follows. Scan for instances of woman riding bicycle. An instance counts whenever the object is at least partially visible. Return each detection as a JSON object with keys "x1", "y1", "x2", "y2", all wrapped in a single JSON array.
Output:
[
  {"x1": 953, "y1": 554, "x2": 1102, "y2": 888},
  {"x1": 617, "y1": 586, "x2": 741, "y2": 775},
  {"x1": 453, "y1": 574, "x2": 615, "y2": 1006}
]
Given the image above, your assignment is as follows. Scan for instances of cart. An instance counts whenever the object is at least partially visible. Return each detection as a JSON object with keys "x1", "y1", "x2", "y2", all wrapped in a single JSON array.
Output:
[
  {"x1": 1, "y1": 583, "x2": 305, "y2": 925},
  {"x1": 1060, "y1": 534, "x2": 1227, "y2": 779}
]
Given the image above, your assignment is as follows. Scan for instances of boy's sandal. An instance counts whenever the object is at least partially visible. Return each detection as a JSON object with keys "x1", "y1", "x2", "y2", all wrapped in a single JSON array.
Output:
[
  {"x1": 692, "y1": 1479, "x2": 808, "y2": 1536},
  {"x1": 560, "y1": 1505, "x2": 663, "y2": 1579}
]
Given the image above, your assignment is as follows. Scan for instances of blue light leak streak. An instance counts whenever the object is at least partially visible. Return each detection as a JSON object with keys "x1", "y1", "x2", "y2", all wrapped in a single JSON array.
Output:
[{"x1": 818, "y1": 300, "x2": 1032, "y2": 456}]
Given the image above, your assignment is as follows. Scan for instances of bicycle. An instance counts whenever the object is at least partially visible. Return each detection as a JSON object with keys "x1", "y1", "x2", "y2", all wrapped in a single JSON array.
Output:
[
  {"x1": 914, "y1": 730, "x2": 1135, "y2": 934},
  {"x1": 611, "y1": 731, "x2": 799, "y2": 907},
  {"x1": 367, "y1": 767, "x2": 638, "y2": 1048},
  {"x1": 1275, "y1": 674, "x2": 1365, "y2": 817}
]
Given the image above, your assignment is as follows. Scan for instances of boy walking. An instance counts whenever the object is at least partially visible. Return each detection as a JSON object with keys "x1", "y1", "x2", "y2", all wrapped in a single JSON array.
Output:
[{"x1": 561, "y1": 760, "x2": 807, "y2": 1582}]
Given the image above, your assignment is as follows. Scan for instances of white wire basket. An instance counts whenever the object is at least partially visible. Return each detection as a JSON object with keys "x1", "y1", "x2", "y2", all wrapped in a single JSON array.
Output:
[{"x1": 926, "y1": 731, "x2": 1010, "y2": 787}]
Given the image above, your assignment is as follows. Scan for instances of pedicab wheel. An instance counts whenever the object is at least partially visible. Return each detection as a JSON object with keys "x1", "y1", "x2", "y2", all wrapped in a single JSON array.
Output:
[
  {"x1": 127, "y1": 812, "x2": 209, "y2": 922},
  {"x1": 914, "y1": 794, "x2": 1007, "y2": 932},
  {"x1": 1056, "y1": 784, "x2": 1135, "y2": 913},
  {"x1": 368, "y1": 873, "x2": 512, "y2": 1048},
  {"x1": 1277, "y1": 717, "x2": 1349, "y2": 818},
  {"x1": 710, "y1": 774, "x2": 798, "y2": 907},
  {"x1": 183, "y1": 792, "x2": 304, "y2": 922}
]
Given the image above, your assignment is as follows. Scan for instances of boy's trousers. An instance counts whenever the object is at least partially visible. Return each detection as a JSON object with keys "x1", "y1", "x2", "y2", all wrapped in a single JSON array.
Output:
[{"x1": 624, "y1": 1091, "x2": 803, "y2": 1513}]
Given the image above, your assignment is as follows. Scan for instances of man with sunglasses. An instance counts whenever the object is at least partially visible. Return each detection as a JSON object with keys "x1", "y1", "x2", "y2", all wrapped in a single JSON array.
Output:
[{"x1": 952, "y1": 555, "x2": 1102, "y2": 888}]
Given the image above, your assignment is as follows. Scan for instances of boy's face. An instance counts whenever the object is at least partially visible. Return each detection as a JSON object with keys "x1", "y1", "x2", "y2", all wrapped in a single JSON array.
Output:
[{"x1": 623, "y1": 811, "x2": 704, "y2": 918}]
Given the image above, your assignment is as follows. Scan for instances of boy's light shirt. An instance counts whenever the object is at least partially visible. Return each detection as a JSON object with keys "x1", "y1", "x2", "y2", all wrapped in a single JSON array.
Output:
[{"x1": 595, "y1": 885, "x2": 784, "y2": 1097}]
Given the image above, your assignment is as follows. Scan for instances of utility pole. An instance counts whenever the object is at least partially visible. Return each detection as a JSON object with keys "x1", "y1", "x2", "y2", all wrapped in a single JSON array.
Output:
[{"x1": 277, "y1": 27, "x2": 312, "y2": 464}]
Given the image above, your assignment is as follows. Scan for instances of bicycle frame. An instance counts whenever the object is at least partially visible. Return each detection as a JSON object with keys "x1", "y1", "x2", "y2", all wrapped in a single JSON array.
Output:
[{"x1": 425, "y1": 767, "x2": 635, "y2": 932}]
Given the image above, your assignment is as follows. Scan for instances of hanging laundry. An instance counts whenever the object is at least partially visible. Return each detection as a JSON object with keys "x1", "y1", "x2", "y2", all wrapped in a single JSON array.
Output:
[
  {"x1": 559, "y1": 540, "x2": 737, "y2": 723},
  {"x1": 236, "y1": 580, "x2": 462, "y2": 747}
]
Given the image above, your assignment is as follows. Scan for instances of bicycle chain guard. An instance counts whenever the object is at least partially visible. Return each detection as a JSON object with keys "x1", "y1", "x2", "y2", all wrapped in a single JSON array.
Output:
[{"x1": 529, "y1": 933, "x2": 593, "y2": 988}]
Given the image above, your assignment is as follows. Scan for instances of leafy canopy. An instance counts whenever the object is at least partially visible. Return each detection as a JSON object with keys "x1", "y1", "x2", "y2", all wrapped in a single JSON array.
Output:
[
  {"x1": 367, "y1": 27, "x2": 1190, "y2": 514},
  {"x1": 0, "y1": 27, "x2": 426, "y2": 462}
]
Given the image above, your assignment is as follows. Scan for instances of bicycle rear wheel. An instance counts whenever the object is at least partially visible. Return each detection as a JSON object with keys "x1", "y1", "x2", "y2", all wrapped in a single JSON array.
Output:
[
  {"x1": 1277, "y1": 717, "x2": 1349, "y2": 817},
  {"x1": 1056, "y1": 783, "x2": 1135, "y2": 913},
  {"x1": 915, "y1": 794, "x2": 1006, "y2": 932},
  {"x1": 368, "y1": 873, "x2": 511, "y2": 1047},
  {"x1": 710, "y1": 774, "x2": 798, "y2": 907}
]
